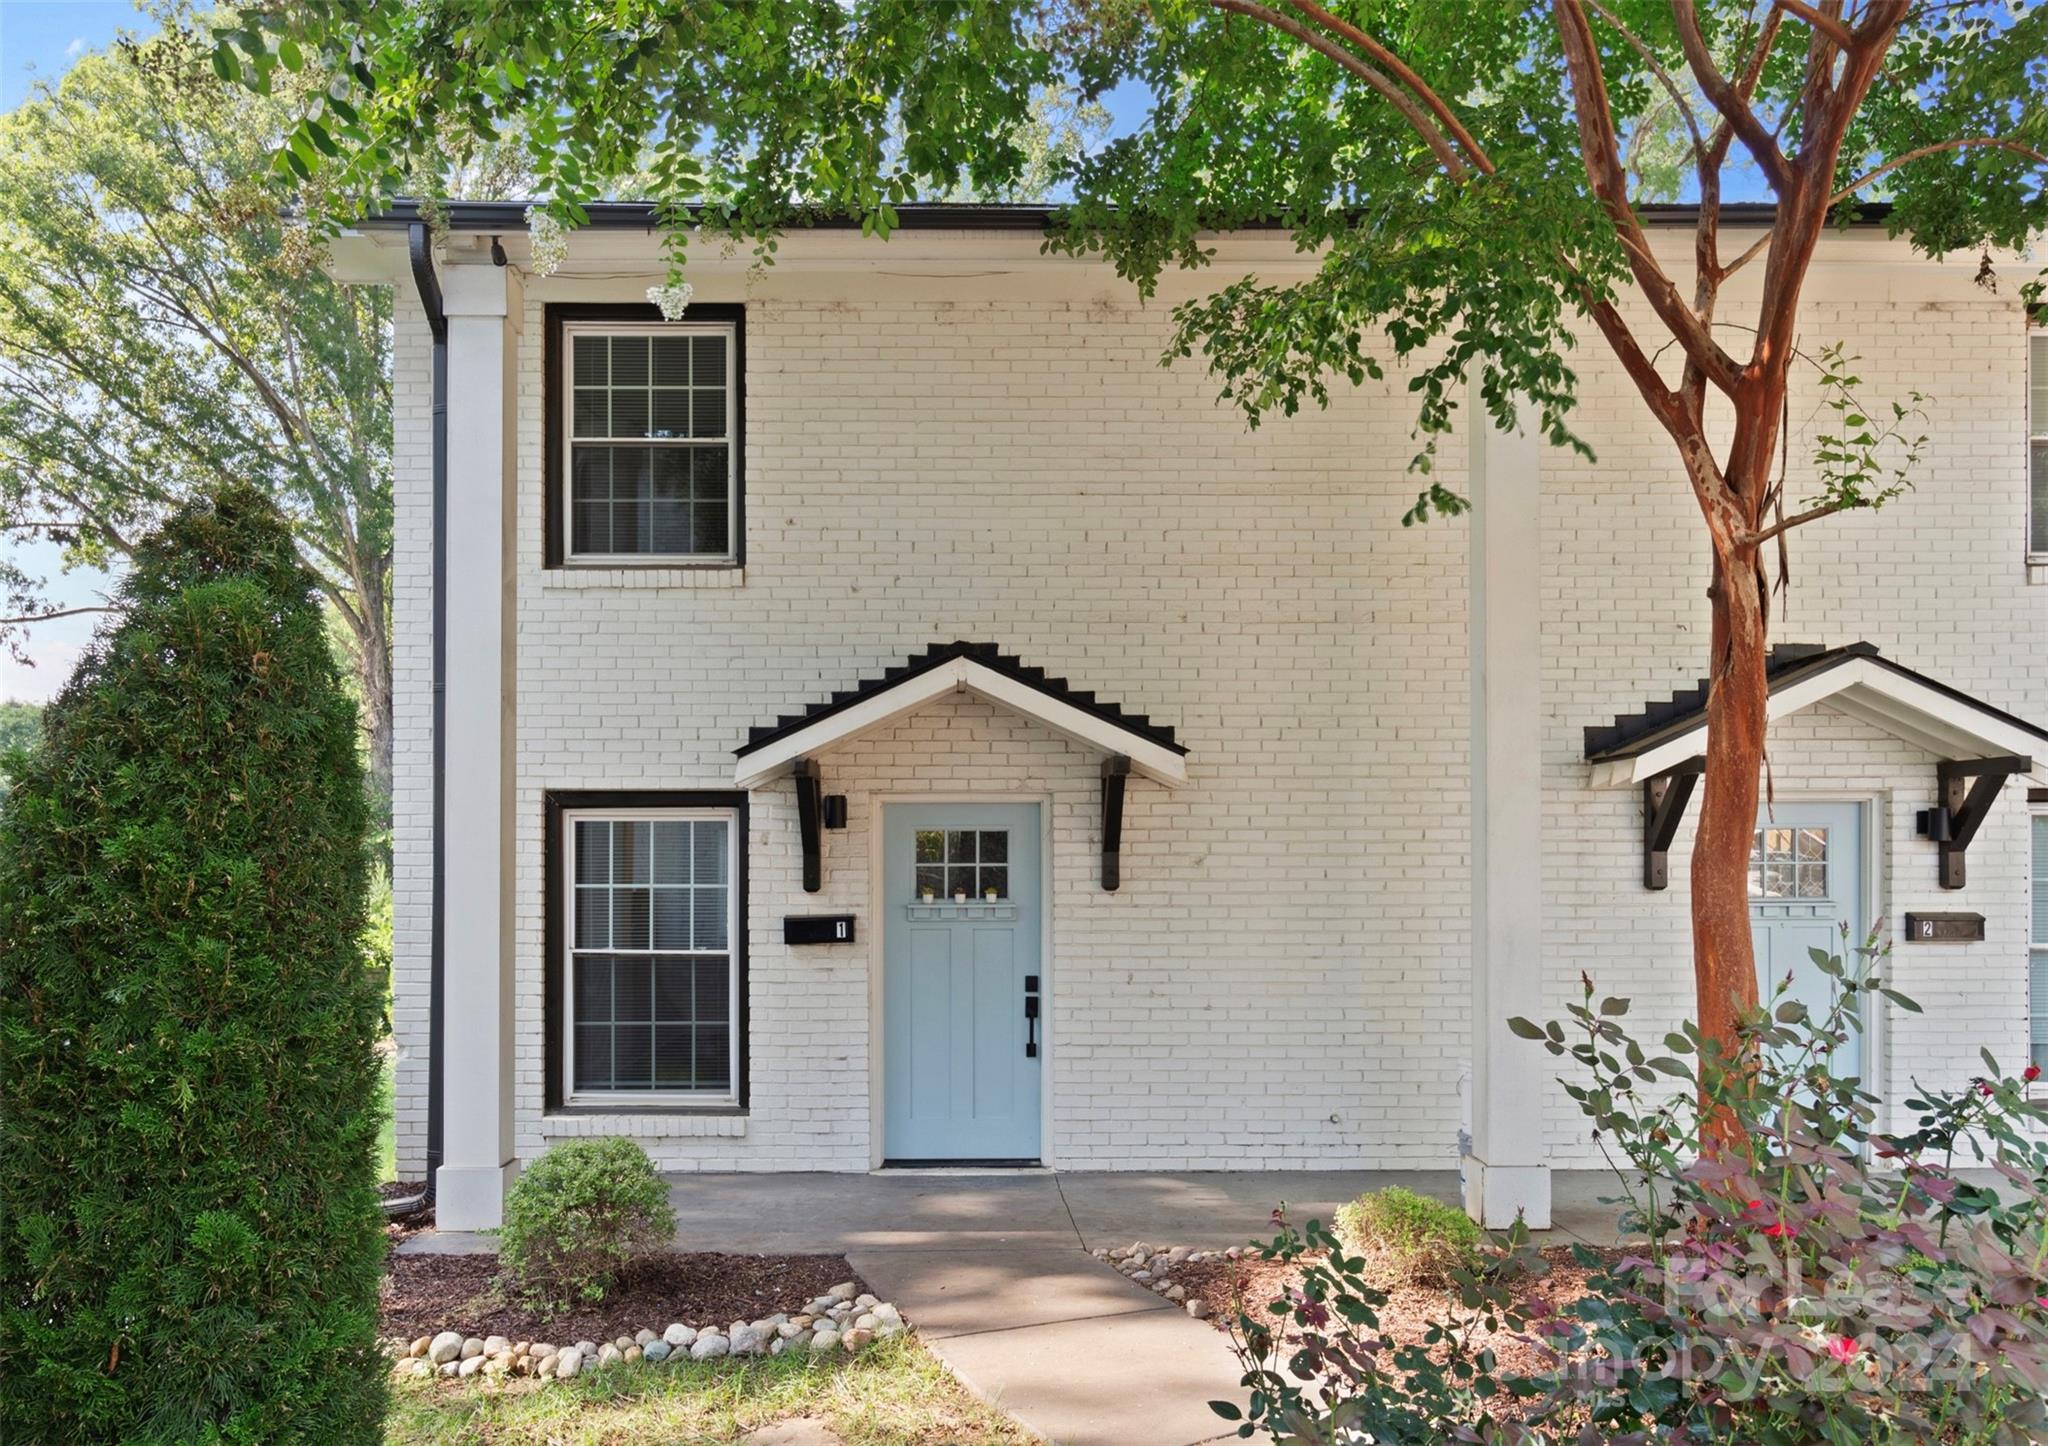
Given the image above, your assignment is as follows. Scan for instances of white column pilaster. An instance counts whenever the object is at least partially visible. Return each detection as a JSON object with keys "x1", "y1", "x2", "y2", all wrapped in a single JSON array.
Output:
[
  {"x1": 1464, "y1": 391, "x2": 1552, "y2": 1230},
  {"x1": 434, "y1": 261, "x2": 523, "y2": 1230}
]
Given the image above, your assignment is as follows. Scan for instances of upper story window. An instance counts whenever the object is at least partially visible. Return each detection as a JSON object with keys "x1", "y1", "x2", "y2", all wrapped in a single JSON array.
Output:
[
  {"x1": 2031, "y1": 331, "x2": 2047, "y2": 560},
  {"x1": 547, "y1": 305, "x2": 743, "y2": 567}
]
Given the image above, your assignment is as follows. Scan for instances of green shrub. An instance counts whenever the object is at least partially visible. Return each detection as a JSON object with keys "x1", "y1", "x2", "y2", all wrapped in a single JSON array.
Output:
[
  {"x1": 1217, "y1": 934, "x2": 2048, "y2": 1443},
  {"x1": 0, "y1": 485, "x2": 385, "y2": 1442},
  {"x1": 499, "y1": 1138, "x2": 676, "y2": 1317},
  {"x1": 1332, "y1": 1186, "x2": 1483, "y2": 1287}
]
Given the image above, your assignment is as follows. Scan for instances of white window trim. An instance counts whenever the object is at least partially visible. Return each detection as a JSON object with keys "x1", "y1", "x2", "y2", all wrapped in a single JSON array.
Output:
[
  {"x1": 2030, "y1": 330, "x2": 2047, "y2": 567},
  {"x1": 561, "y1": 320, "x2": 739, "y2": 567},
  {"x1": 561, "y1": 805, "x2": 741, "y2": 1107},
  {"x1": 2032, "y1": 805, "x2": 2048, "y2": 1085}
]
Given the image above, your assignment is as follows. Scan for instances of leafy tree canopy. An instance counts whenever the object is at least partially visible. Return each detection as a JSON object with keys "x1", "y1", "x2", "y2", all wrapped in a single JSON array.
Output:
[{"x1": 0, "y1": 17, "x2": 396, "y2": 794}]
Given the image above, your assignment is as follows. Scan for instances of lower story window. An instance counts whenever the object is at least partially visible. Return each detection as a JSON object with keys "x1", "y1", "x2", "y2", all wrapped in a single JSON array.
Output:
[
  {"x1": 2032, "y1": 813, "x2": 2048, "y2": 1074},
  {"x1": 561, "y1": 805, "x2": 742, "y2": 1104}
]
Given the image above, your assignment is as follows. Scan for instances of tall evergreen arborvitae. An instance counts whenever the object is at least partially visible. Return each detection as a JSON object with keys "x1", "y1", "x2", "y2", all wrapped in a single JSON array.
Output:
[{"x1": 0, "y1": 484, "x2": 385, "y2": 1442}]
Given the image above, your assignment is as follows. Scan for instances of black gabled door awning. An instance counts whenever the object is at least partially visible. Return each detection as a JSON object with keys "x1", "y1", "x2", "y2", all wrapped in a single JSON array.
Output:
[
  {"x1": 1585, "y1": 641, "x2": 2048, "y2": 890},
  {"x1": 733, "y1": 642, "x2": 1188, "y2": 893}
]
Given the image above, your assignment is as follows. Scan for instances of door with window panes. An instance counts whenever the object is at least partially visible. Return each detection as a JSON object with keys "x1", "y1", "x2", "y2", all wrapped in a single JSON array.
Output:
[
  {"x1": 881, "y1": 803, "x2": 1042, "y2": 1162},
  {"x1": 1748, "y1": 803, "x2": 1865, "y2": 1082}
]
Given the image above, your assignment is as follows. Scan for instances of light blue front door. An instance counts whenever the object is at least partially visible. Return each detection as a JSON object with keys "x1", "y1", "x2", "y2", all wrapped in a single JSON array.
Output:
[
  {"x1": 1749, "y1": 802, "x2": 1865, "y2": 1081},
  {"x1": 883, "y1": 803, "x2": 1042, "y2": 1162}
]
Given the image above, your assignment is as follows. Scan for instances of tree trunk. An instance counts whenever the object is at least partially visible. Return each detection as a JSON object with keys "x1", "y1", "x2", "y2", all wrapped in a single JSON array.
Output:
[{"x1": 1691, "y1": 545, "x2": 1768, "y2": 1125}]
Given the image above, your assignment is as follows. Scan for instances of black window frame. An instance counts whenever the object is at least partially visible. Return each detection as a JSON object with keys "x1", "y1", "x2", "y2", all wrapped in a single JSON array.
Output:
[
  {"x1": 543, "y1": 789, "x2": 749, "y2": 1115},
  {"x1": 543, "y1": 302, "x2": 746, "y2": 569}
]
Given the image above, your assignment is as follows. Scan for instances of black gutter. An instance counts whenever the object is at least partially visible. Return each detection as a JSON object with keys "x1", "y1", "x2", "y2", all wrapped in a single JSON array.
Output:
[
  {"x1": 405, "y1": 222, "x2": 448, "y2": 1214},
  {"x1": 353, "y1": 197, "x2": 1892, "y2": 234}
]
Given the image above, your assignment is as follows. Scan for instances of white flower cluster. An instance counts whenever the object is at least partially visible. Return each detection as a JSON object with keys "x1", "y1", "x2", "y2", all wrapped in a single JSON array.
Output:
[
  {"x1": 525, "y1": 208, "x2": 569, "y2": 278},
  {"x1": 647, "y1": 282, "x2": 695, "y2": 320}
]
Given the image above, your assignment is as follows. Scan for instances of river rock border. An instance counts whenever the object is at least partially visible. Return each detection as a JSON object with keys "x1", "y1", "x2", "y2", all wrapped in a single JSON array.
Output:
[
  {"x1": 384, "y1": 1280, "x2": 906, "y2": 1384},
  {"x1": 1093, "y1": 1241, "x2": 1250, "y2": 1320}
]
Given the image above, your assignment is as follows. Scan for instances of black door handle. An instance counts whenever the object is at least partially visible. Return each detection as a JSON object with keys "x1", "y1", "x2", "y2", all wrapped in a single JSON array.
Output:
[{"x1": 1024, "y1": 988, "x2": 1039, "y2": 1058}]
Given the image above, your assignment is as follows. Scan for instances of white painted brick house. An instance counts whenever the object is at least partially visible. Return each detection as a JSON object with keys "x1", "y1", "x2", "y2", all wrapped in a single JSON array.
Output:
[{"x1": 334, "y1": 203, "x2": 2048, "y2": 1232}]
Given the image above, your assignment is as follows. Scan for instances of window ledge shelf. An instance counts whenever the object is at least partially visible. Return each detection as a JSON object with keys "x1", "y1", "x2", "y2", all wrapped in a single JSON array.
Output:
[
  {"x1": 542, "y1": 566, "x2": 745, "y2": 591},
  {"x1": 2028, "y1": 557, "x2": 2048, "y2": 586},
  {"x1": 540, "y1": 1111, "x2": 747, "y2": 1138}
]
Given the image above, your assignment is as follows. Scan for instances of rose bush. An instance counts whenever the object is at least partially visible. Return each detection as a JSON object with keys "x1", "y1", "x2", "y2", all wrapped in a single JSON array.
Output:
[{"x1": 1216, "y1": 931, "x2": 2048, "y2": 1444}]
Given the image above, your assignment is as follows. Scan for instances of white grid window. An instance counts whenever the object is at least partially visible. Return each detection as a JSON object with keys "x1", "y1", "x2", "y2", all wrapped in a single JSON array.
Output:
[
  {"x1": 564, "y1": 323, "x2": 735, "y2": 562},
  {"x1": 2032, "y1": 333, "x2": 2048, "y2": 558},
  {"x1": 914, "y1": 828, "x2": 1009, "y2": 901},
  {"x1": 565, "y1": 810, "x2": 738, "y2": 1102},
  {"x1": 2032, "y1": 814, "x2": 2048, "y2": 1074},
  {"x1": 1749, "y1": 825, "x2": 1829, "y2": 899}
]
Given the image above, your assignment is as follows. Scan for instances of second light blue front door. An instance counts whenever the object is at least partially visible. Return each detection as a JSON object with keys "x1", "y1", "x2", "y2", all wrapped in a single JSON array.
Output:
[
  {"x1": 883, "y1": 803, "x2": 1042, "y2": 1162},
  {"x1": 1749, "y1": 801, "x2": 1865, "y2": 1082}
]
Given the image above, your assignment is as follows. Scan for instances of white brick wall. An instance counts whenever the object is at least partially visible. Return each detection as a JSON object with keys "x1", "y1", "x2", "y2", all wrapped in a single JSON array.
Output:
[{"x1": 389, "y1": 231, "x2": 2047, "y2": 1177}]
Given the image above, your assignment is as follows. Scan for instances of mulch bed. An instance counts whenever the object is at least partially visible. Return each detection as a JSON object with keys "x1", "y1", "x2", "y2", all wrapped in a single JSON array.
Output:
[
  {"x1": 381, "y1": 1250, "x2": 860, "y2": 1345},
  {"x1": 1157, "y1": 1245, "x2": 1618, "y2": 1383}
]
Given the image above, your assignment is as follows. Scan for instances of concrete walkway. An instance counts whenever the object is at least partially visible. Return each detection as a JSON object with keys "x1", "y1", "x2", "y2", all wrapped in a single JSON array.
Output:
[{"x1": 398, "y1": 1170, "x2": 1632, "y2": 1445}]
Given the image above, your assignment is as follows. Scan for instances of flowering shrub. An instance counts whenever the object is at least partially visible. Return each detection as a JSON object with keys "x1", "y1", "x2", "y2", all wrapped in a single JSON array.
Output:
[{"x1": 1215, "y1": 931, "x2": 2048, "y2": 1443}]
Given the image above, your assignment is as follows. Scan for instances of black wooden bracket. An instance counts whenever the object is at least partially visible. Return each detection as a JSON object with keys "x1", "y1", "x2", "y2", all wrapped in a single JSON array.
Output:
[
  {"x1": 1917, "y1": 755, "x2": 2030, "y2": 889},
  {"x1": 794, "y1": 758, "x2": 823, "y2": 894},
  {"x1": 1642, "y1": 756, "x2": 1705, "y2": 891},
  {"x1": 1101, "y1": 755, "x2": 1130, "y2": 892}
]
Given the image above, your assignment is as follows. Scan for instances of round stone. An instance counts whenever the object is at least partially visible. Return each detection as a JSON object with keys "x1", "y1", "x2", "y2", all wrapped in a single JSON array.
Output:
[
  {"x1": 438, "y1": 1360, "x2": 461, "y2": 1379},
  {"x1": 828, "y1": 1282, "x2": 859, "y2": 1303},
  {"x1": 805, "y1": 1296, "x2": 837, "y2": 1316},
  {"x1": 1186, "y1": 1299, "x2": 1211, "y2": 1319},
  {"x1": 483, "y1": 1335, "x2": 510, "y2": 1356},
  {"x1": 613, "y1": 1335, "x2": 634, "y2": 1352},
  {"x1": 664, "y1": 1324, "x2": 697, "y2": 1347},
  {"x1": 690, "y1": 1333, "x2": 730, "y2": 1361},
  {"x1": 729, "y1": 1325, "x2": 765, "y2": 1355},
  {"x1": 642, "y1": 1339, "x2": 671, "y2": 1363},
  {"x1": 842, "y1": 1327, "x2": 873, "y2": 1351},
  {"x1": 427, "y1": 1331, "x2": 464, "y2": 1365},
  {"x1": 555, "y1": 1349, "x2": 582, "y2": 1379},
  {"x1": 597, "y1": 1343, "x2": 624, "y2": 1367},
  {"x1": 623, "y1": 1345, "x2": 643, "y2": 1364},
  {"x1": 810, "y1": 1328, "x2": 840, "y2": 1352},
  {"x1": 458, "y1": 1355, "x2": 486, "y2": 1378},
  {"x1": 408, "y1": 1335, "x2": 432, "y2": 1359},
  {"x1": 873, "y1": 1303, "x2": 902, "y2": 1327},
  {"x1": 532, "y1": 1343, "x2": 558, "y2": 1360},
  {"x1": 575, "y1": 1340, "x2": 599, "y2": 1357},
  {"x1": 634, "y1": 1328, "x2": 656, "y2": 1346},
  {"x1": 1165, "y1": 1285, "x2": 1187, "y2": 1302},
  {"x1": 460, "y1": 1337, "x2": 485, "y2": 1360}
]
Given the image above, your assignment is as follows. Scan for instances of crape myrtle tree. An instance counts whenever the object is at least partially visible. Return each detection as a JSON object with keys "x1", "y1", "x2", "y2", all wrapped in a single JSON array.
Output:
[
  {"x1": 0, "y1": 484, "x2": 383, "y2": 1441},
  {"x1": 216, "y1": 1, "x2": 2048, "y2": 1076}
]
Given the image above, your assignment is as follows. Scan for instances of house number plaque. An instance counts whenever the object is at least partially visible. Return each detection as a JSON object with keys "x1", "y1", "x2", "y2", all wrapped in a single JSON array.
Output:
[{"x1": 1903, "y1": 912, "x2": 1985, "y2": 943}]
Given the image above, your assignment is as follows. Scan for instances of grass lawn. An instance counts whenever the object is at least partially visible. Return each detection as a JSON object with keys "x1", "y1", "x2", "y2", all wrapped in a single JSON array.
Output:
[
  {"x1": 375, "y1": 1049, "x2": 396, "y2": 1182},
  {"x1": 384, "y1": 1335, "x2": 1031, "y2": 1445}
]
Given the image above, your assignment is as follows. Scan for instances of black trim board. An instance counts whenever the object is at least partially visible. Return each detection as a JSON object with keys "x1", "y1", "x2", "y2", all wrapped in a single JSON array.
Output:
[
  {"x1": 359, "y1": 198, "x2": 1893, "y2": 235},
  {"x1": 542, "y1": 302, "x2": 746, "y2": 570},
  {"x1": 735, "y1": 640, "x2": 1187, "y2": 760},
  {"x1": 543, "y1": 789, "x2": 750, "y2": 1114}
]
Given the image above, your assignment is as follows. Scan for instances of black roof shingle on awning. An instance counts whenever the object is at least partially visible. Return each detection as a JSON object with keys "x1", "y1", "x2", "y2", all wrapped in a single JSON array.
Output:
[
  {"x1": 1584, "y1": 640, "x2": 2048, "y2": 765},
  {"x1": 734, "y1": 640, "x2": 1186, "y2": 760}
]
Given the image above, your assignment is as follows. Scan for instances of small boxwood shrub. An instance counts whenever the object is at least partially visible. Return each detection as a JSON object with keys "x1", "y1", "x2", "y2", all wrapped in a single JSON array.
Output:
[
  {"x1": 0, "y1": 485, "x2": 385, "y2": 1441},
  {"x1": 499, "y1": 1138, "x2": 676, "y2": 1317},
  {"x1": 1332, "y1": 1185, "x2": 1483, "y2": 1287}
]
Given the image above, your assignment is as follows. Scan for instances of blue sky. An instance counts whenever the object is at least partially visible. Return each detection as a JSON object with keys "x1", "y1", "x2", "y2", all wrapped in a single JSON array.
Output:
[{"x1": 1, "y1": 1, "x2": 153, "y2": 702}]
